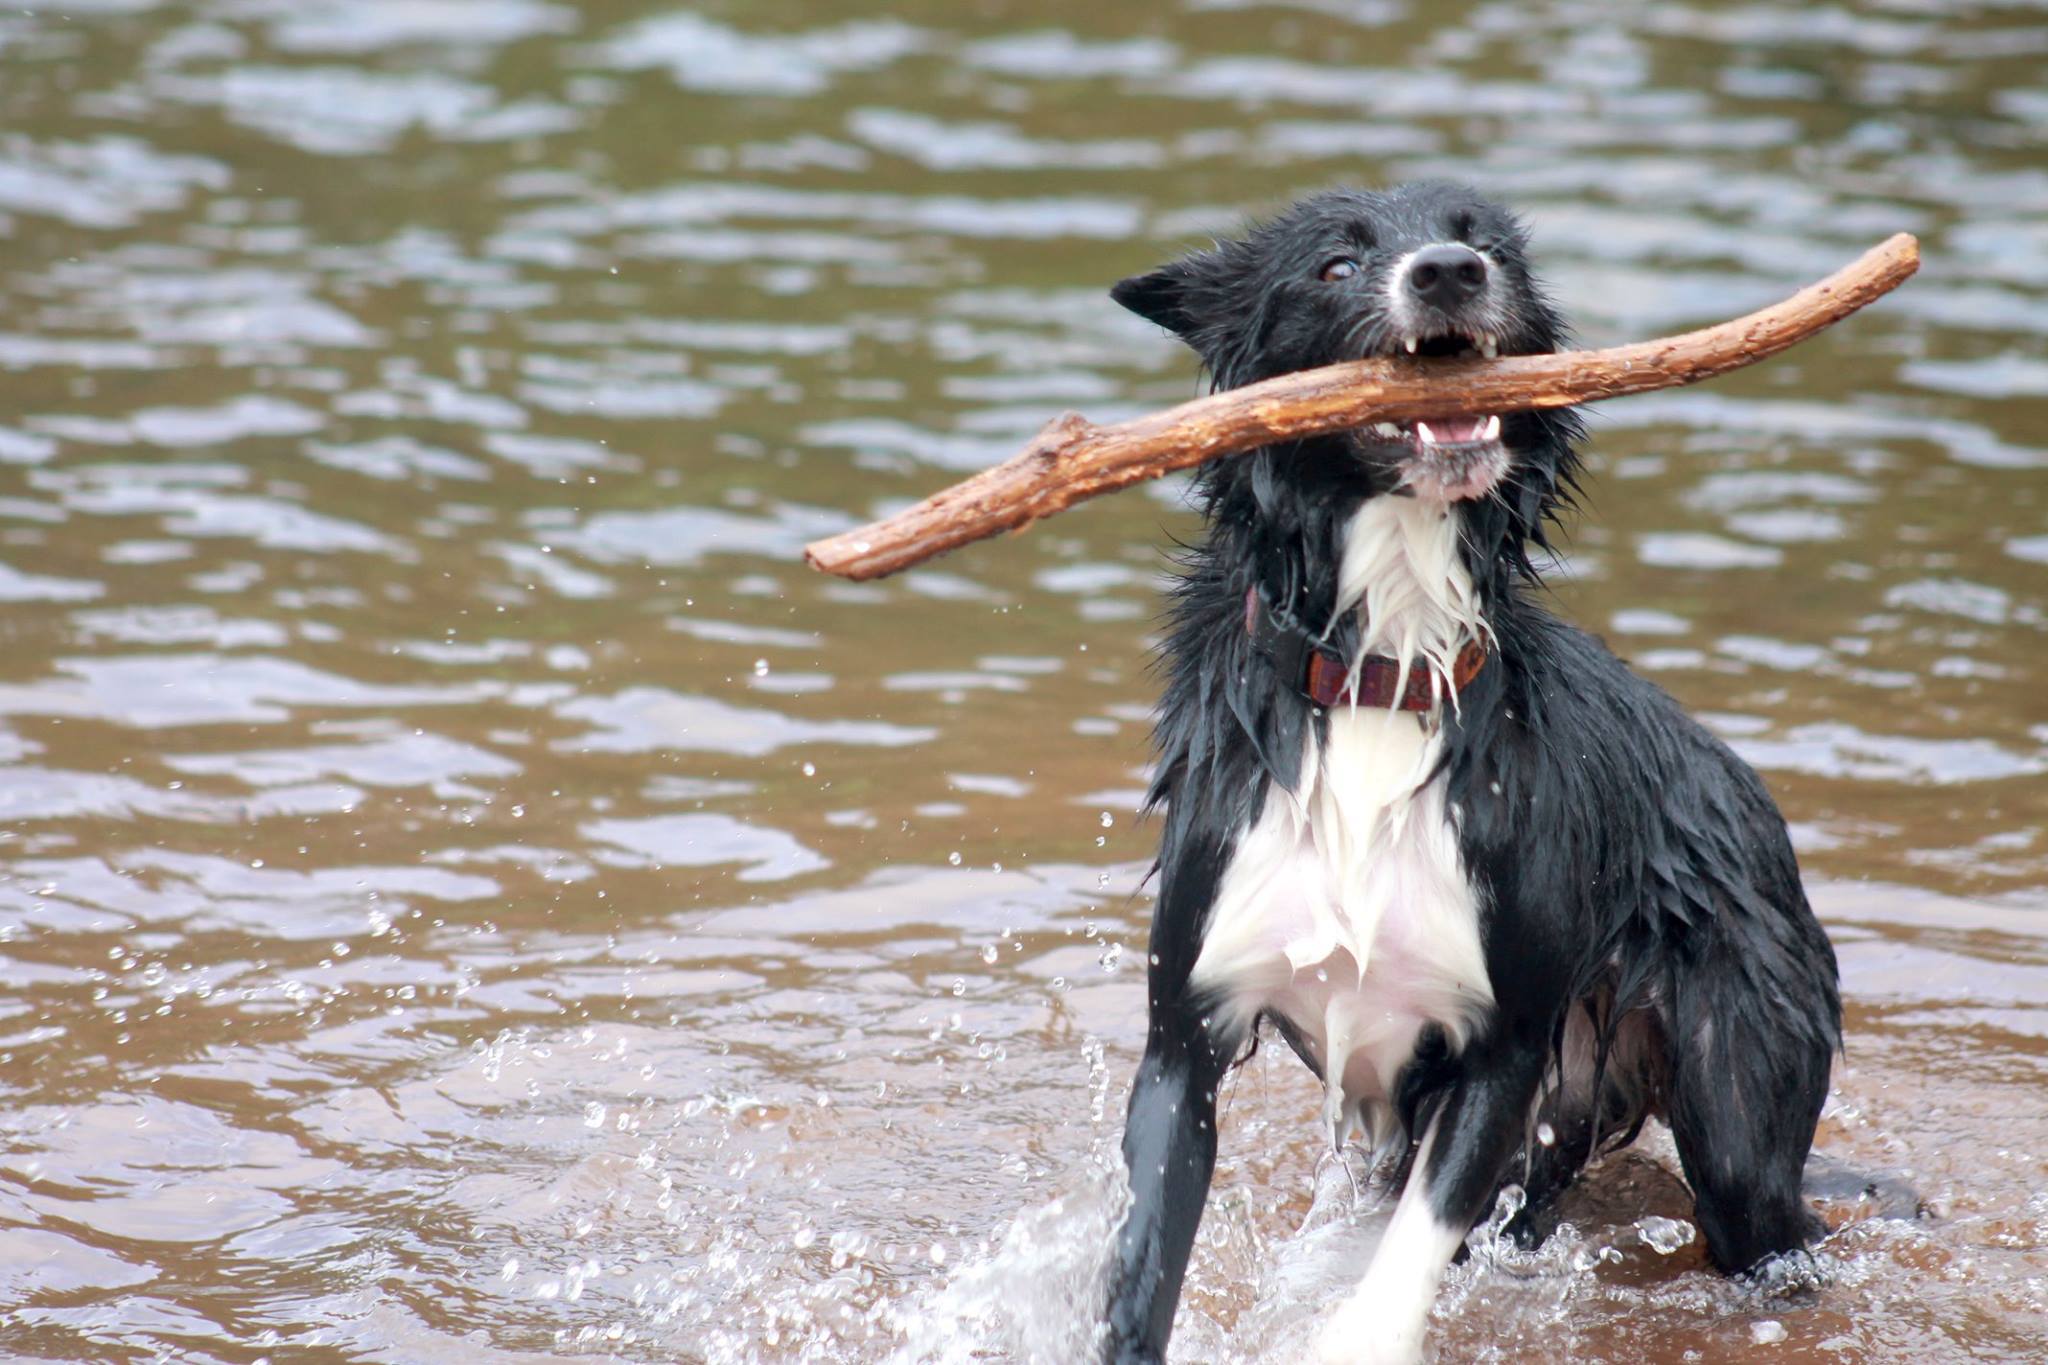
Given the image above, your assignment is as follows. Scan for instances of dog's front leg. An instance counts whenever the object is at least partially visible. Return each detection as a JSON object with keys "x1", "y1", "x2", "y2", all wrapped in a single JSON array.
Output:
[
  {"x1": 1101, "y1": 1001, "x2": 1229, "y2": 1365},
  {"x1": 1313, "y1": 1036, "x2": 1545, "y2": 1365}
]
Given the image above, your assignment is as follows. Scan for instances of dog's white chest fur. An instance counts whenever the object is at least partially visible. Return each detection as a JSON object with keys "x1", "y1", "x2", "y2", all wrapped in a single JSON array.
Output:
[{"x1": 1190, "y1": 497, "x2": 1494, "y2": 1151}]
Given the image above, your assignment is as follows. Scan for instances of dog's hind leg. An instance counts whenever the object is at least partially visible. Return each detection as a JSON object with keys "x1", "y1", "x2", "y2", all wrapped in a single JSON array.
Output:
[
  {"x1": 1502, "y1": 1105, "x2": 1598, "y2": 1249},
  {"x1": 1663, "y1": 956, "x2": 1833, "y2": 1274},
  {"x1": 1507, "y1": 1002, "x2": 1664, "y2": 1247},
  {"x1": 1313, "y1": 1033, "x2": 1547, "y2": 1365},
  {"x1": 1101, "y1": 996, "x2": 1233, "y2": 1365}
]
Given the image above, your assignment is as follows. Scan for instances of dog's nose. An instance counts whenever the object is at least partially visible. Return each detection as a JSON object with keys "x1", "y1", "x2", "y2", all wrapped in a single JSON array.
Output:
[{"x1": 1405, "y1": 245, "x2": 1488, "y2": 309}]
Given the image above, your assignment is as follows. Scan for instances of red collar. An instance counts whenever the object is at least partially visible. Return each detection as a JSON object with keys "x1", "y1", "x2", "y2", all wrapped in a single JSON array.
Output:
[{"x1": 1244, "y1": 586, "x2": 1487, "y2": 712}]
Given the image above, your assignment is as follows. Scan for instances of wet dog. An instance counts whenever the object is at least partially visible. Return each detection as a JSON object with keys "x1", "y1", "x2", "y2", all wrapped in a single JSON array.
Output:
[{"x1": 1099, "y1": 182, "x2": 1841, "y2": 1363}]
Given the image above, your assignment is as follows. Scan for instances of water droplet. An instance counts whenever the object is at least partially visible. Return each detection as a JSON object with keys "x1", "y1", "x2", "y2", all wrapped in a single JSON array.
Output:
[
  {"x1": 947, "y1": 850, "x2": 962, "y2": 866},
  {"x1": 1051, "y1": 976, "x2": 1067, "y2": 992},
  {"x1": 951, "y1": 979, "x2": 966, "y2": 996},
  {"x1": 980, "y1": 944, "x2": 999, "y2": 964},
  {"x1": 583, "y1": 1102, "x2": 607, "y2": 1128},
  {"x1": 1099, "y1": 943, "x2": 1123, "y2": 973},
  {"x1": 752, "y1": 658, "x2": 769, "y2": 677},
  {"x1": 1536, "y1": 1121, "x2": 1556, "y2": 1147},
  {"x1": 1099, "y1": 811, "x2": 1114, "y2": 827},
  {"x1": 801, "y1": 761, "x2": 816, "y2": 777},
  {"x1": 1638, "y1": 1215, "x2": 1696, "y2": 1255}
]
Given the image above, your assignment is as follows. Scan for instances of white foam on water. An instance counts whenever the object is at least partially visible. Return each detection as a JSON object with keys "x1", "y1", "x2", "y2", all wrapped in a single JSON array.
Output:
[
  {"x1": 879, "y1": 1035, "x2": 1129, "y2": 1363},
  {"x1": 872, "y1": 1118, "x2": 1617, "y2": 1365},
  {"x1": 881, "y1": 1157, "x2": 1130, "y2": 1364},
  {"x1": 866, "y1": 1063, "x2": 1630, "y2": 1365}
]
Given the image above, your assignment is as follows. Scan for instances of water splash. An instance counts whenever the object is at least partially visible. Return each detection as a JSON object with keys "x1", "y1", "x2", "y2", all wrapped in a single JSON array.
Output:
[
  {"x1": 1636, "y1": 1214, "x2": 1696, "y2": 1256},
  {"x1": 882, "y1": 1037, "x2": 1126, "y2": 1362}
]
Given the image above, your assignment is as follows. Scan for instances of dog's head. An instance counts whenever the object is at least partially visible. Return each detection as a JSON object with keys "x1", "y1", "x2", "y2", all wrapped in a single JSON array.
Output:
[{"x1": 1112, "y1": 181, "x2": 1579, "y2": 517}]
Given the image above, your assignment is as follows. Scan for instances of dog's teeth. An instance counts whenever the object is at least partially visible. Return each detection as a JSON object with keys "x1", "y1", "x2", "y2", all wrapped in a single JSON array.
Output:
[
  {"x1": 1371, "y1": 422, "x2": 1400, "y2": 439},
  {"x1": 1481, "y1": 335, "x2": 1499, "y2": 359},
  {"x1": 1482, "y1": 414, "x2": 1501, "y2": 440},
  {"x1": 1403, "y1": 335, "x2": 1418, "y2": 354},
  {"x1": 1416, "y1": 420, "x2": 1436, "y2": 444}
]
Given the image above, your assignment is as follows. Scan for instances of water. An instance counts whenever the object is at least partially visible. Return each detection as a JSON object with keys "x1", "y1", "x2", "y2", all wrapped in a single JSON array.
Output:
[{"x1": 2, "y1": 0, "x2": 2046, "y2": 1359}]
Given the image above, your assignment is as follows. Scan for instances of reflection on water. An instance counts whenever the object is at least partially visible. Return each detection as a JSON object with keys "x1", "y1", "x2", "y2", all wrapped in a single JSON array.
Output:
[{"x1": 0, "y1": 0, "x2": 2045, "y2": 1360}]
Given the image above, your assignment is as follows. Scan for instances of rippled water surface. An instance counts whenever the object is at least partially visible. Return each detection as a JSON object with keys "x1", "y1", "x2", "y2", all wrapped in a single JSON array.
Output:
[{"x1": 2, "y1": 1, "x2": 2046, "y2": 1360}]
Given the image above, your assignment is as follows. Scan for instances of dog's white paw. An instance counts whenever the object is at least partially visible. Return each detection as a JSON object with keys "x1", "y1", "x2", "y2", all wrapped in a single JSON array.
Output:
[{"x1": 1309, "y1": 1301, "x2": 1424, "y2": 1365}]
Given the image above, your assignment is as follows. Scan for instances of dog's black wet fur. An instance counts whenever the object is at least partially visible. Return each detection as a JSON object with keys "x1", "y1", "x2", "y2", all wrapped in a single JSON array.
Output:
[{"x1": 1099, "y1": 182, "x2": 1843, "y2": 1362}]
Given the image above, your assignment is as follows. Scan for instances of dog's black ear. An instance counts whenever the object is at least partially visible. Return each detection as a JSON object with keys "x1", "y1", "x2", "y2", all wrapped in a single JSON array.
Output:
[{"x1": 1111, "y1": 260, "x2": 1202, "y2": 339}]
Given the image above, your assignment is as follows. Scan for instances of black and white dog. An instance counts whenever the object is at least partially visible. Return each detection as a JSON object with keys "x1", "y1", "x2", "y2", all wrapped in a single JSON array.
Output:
[{"x1": 1099, "y1": 182, "x2": 1842, "y2": 1363}]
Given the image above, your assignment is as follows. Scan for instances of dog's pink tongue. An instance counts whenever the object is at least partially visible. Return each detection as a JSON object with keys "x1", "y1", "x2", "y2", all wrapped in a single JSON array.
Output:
[{"x1": 1422, "y1": 416, "x2": 1488, "y2": 443}]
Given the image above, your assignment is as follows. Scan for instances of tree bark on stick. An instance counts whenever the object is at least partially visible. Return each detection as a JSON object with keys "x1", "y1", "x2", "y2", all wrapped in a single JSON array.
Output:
[{"x1": 804, "y1": 232, "x2": 1918, "y2": 582}]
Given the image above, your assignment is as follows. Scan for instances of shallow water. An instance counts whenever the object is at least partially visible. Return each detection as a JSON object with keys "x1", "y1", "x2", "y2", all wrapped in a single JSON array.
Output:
[{"x1": 1, "y1": 0, "x2": 2045, "y2": 1360}]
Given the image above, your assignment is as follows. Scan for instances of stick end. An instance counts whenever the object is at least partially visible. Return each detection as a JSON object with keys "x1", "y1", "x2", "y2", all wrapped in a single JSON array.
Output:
[{"x1": 802, "y1": 533, "x2": 874, "y2": 580}]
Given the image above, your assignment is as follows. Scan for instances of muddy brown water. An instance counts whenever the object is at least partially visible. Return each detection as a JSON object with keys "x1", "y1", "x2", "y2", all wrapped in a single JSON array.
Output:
[{"x1": 1, "y1": 1, "x2": 2045, "y2": 1361}]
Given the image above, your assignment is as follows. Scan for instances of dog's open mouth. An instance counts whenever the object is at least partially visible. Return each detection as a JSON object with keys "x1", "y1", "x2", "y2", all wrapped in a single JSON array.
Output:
[
  {"x1": 1353, "y1": 327, "x2": 1510, "y2": 502},
  {"x1": 1397, "y1": 328, "x2": 1500, "y2": 360}
]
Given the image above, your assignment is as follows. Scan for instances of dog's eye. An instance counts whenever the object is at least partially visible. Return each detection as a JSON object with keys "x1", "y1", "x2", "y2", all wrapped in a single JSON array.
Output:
[{"x1": 1318, "y1": 257, "x2": 1360, "y2": 282}]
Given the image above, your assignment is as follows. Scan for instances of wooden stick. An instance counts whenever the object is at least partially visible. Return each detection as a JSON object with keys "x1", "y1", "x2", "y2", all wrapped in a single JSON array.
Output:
[{"x1": 805, "y1": 233, "x2": 1919, "y2": 581}]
